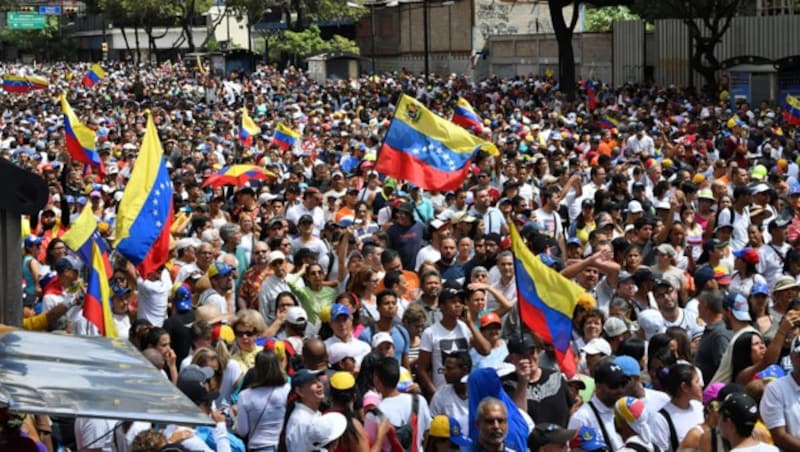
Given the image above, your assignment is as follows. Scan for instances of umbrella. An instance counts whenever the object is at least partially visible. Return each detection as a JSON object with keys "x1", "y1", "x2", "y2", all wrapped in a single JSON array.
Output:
[{"x1": 201, "y1": 164, "x2": 276, "y2": 188}]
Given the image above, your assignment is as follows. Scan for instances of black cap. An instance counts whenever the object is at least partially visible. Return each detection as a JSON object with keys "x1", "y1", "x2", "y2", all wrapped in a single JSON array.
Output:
[
  {"x1": 632, "y1": 268, "x2": 655, "y2": 285},
  {"x1": 177, "y1": 365, "x2": 219, "y2": 404},
  {"x1": 507, "y1": 334, "x2": 540, "y2": 355},
  {"x1": 298, "y1": 214, "x2": 314, "y2": 225},
  {"x1": 720, "y1": 392, "x2": 758, "y2": 426},
  {"x1": 440, "y1": 280, "x2": 465, "y2": 301},
  {"x1": 528, "y1": 423, "x2": 577, "y2": 450},
  {"x1": 593, "y1": 358, "x2": 629, "y2": 386}
]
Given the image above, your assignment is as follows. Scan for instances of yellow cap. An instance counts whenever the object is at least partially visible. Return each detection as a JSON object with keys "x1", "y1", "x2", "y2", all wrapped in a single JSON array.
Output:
[
  {"x1": 219, "y1": 324, "x2": 234, "y2": 344},
  {"x1": 429, "y1": 415, "x2": 452, "y2": 438},
  {"x1": 661, "y1": 158, "x2": 673, "y2": 169},
  {"x1": 330, "y1": 371, "x2": 355, "y2": 391},
  {"x1": 319, "y1": 305, "x2": 332, "y2": 323},
  {"x1": 577, "y1": 292, "x2": 596, "y2": 310},
  {"x1": 693, "y1": 173, "x2": 706, "y2": 184}
]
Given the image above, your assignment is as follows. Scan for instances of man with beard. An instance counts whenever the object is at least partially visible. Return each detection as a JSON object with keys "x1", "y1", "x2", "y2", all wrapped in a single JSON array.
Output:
[
  {"x1": 257, "y1": 251, "x2": 290, "y2": 324},
  {"x1": 416, "y1": 270, "x2": 443, "y2": 328},
  {"x1": 568, "y1": 357, "x2": 627, "y2": 450},
  {"x1": 237, "y1": 241, "x2": 270, "y2": 310},
  {"x1": 198, "y1": 261, "x2": 235, "y2": 314},
  {"x1": 475, "y1": 397, "x2": 515, "y2": 452},
  {"x1": 436, "y1": 237, "x2": 465, "y2": 284}
]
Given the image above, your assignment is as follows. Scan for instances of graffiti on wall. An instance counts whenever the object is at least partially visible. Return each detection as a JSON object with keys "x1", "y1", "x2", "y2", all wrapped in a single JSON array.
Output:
[{"x1": 473, "y1": 0, "x2": 579, "y2": 52}]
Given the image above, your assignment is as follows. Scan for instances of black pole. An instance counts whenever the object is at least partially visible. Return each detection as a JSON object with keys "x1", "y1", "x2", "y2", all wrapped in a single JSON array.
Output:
[
  {"x1": 370, "y1": 4, "x2": 376, "y2": 75},
  {"x1": 423, "y1": 0, "x2": 429, "y2": 83}
]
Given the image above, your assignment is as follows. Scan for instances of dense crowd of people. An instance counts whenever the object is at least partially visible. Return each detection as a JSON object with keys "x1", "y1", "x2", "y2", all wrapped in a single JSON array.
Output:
[{"x1": 3, "y1": 60, "x2": 800, "y2": 452}]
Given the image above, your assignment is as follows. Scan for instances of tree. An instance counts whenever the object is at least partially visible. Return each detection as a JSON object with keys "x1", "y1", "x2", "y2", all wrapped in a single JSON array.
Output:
[
  {"x1": 584, "y1": 5, "x2": 640, "y2": 32},
  {"x1": 268, "y1": 24, "x2": 358, "y2": 64},
  {"x1": 630, "y1": 0, "x2": 745, "y2": 96},
  {"x1": 549, "y1": 0, "x2": 633, "y2": 99}
]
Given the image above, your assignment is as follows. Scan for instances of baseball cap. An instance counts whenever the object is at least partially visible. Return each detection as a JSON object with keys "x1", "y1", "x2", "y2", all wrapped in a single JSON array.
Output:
[
  {"x1": 569, "y1": 426, "x2": 607, "y2": 452},
  {"x1": 298, "y1": 214, "x2": 314, "y2": 225},
  {"x1": 23, "y1": 235, "x2": 42, "y2": 248},
  {"x1": 614, "y1": 397, "x2": 649, "y2": 437},
  {"x1": 567, "y1": 237, "x2": 583, "y2": 247},
  {"x1": 507, "y1": 334, "x2": 540, "y2": 355},
  {"x1": 173, "y1": 285, "x2": 193, "y2": 312},
  {"x1": 723, "y1": 292, "x2": 752, "y2": 321},
  {"x1": 632, "y1": 268, "x2": 655, "y2": 285},
  {"x1": 637, "y1": 309, "x2": 666, "y2": 340},
  {"x1": 774, "y1": 276, "x2": 800, "y2": 292},
  {"x1": 582, "y1": 338, "x2": 612, "y2": 356},
  {"x1": 176, "y1": 237, "x2": 200, "y2": 251},
  {"x1": 714, "y1": 266, "x2": 732, "y2": 285},
  {"x1": 593, "y1": 359, "x2": 629, "y2": 386},
  {"x1": 292, "y1": 368, "x2": 322, "y2": 389},
  {"x1": 627, "y1": 200, "x2": 643, "y2": 213},
  {"x1": 479, "y1": 312, "x2": 502, "y2": 329},
  {"x1": 439, "y1": 281, "x2": 465, "y2": 301},
  {"x1": 751, "y1": 281, "x2": 769, "y2": 296},
  {"x1": 371, "y1": 332, "x2": 394, "y2": 348},
  {"x1": 693, "y1": 265, "x2": 715, "y2": 290},
  {"x1": 327, "y1": 341, "x2": 357, "y2": 365},
  {"x1": 733, "y1": 247, "x2": 759, "y2": 265},
  {"x1": 330, "y1": 303, "x2": 352, "y2": 319},
  {"x1": 267, "y1": 250, "x2": 286, "y2": 265},
  {"x1": 308, "y1": 412, "x2": 348, "y2": 449},
  {"x1": 54, "y1": 255, "x2": 82, "y2": 273},
  {"x1": 618, "y1": 271, "x2": 634, "y2": 283},
  {"x1": 719, "y1": 392, "x2": 759, "y2": 426},
  {"x1": 329, "y1": 371, "x2": 356, "y2": 391},
  {"x1": 613, "y1": 355, "x2": 641, "y2": 377},
  {"x1": 703, "y1": 382, "x2": 726, "y2": 405},
  {"x1": 656, "y1": 243, "x2": 676, "y2": 258},
  {"x1": 428, "y1": 415, "x2": 472, "y2": 447},
  {"x1": 286, "y1": 306, "x2": 308, "y2": 325},
  {"x1": 207, "y1": 261, "x2": 234, "y2": 278},
  {"x1": 528, "y1": 423, "x2": 577, "y2": 450},
  {"x1": 177, "y1": 365, "x2": 219, "y2": 403},
  {"x1": 603, "y1": 317, "x2": 629, "y2": 338},
  {"x1": 110, "y1": 283, "x2": 131, "y2": 298}
]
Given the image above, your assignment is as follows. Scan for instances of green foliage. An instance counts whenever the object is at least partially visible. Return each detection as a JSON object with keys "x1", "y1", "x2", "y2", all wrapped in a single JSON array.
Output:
[
  {"x1": 584, "y1": 5, "x2": 641, "y2": 32},
  {"x1": 267, "y1": 24, "x2": 359, "y2": 60}
]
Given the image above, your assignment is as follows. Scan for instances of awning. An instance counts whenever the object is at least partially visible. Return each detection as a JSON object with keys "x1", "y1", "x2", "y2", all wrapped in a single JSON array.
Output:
[{"x1": 0, "y1": 329, "x2": 213, "y2": 426}]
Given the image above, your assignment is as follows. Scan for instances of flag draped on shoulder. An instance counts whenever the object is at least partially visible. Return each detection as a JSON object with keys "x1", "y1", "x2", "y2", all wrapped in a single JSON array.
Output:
[
  {"x1": 375, "y1": 94, "x2": 498, "y2": 192},
  {"x1": 509, "y1": 220, "x2": 584, "y2": 377},
  {"x1": 240, "y1": 106, "x2": 259, "y2": 147},
  {"x1": 114, "y1": 111, "x2": 173, "y2": 278},
  {"x1": 452, "y1": 97, "x2": 484, "y2": 134},
  {"x1": 82, "y1": 64, "x2": 105, "y2": 88},
  {"x1": 272, "y1": 123, "x2": 299, "y2": 150},
  {"x1": 62, "y1": 205, "x2": 117, "y2": 337},
  {"x1": 61, "y1": 94, "x2": 105, "y2": 177}
]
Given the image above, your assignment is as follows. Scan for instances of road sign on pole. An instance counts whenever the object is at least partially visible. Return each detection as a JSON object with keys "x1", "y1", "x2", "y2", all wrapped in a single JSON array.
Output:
[
  {"x1": 7, "y1": 12, "x2": 47, "y2": 29},
  {"x1": 39, "y1": 6, "x2": 62, "y2": 15}
]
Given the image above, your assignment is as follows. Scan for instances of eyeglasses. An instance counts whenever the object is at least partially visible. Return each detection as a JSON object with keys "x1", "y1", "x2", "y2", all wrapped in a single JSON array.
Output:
[
  {"x1": 235, "y1": 330, "x2": 256, "y2": 338},
  {"x1": 281, "y1": 242, "x2": 291, "y2": 247},
  {"x1": 254, "y1": 250, "x2": 268, "y2": 254}
]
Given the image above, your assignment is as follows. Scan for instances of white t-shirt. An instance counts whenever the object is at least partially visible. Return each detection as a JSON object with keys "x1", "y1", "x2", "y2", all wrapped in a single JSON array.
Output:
[
  {"x1": 532, "y1": 208, "x2": 563, "y2": 240},
  {"x1": 717, "y1": 207, "x2": 750, "y2": 252},
  {"x1": 136, "y1": 268, "x2": 172, "y2": 327},
  {"x1": 651, "y1": 400, "x2": 704, "y2": 451},
  {"x1": 285, "y1": 403, "x2": 321, "y2": 452},
  {"x1": 74, "y1": 417, "x2": 118, "y2": 452},
  {"x1": 759, "y1": 243, "x2": 790, "y2": 291},
  {"x1": 429, "y1": 384, "x2": 469, "y2": 437},
  {"x1": 760, "y1": 374, "x2": 800, "y2": 437},
  {"x1": 199, "y1": 288, "x2": 229, "y2": 314},
  {"x1": 419, "y1": 320, "x2": 473, "y2": 388},
  {"x1": 415, "y1": 244, "x2": 441, "y2": 271},
  {"x1": 662, "y1": 308, "x2": 704, "y2": 340},
  {"x1": 379, "y1": 393, "x2": 432, "y2": 452}
]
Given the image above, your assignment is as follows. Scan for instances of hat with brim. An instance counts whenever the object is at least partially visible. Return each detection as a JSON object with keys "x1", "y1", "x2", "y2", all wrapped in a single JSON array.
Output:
[
  {"x1": 309, "y1": 412, "x2": 348, "y2": 449},
  {"x1": 529, "y1": 423, "x2": 577, "y2": 450}
]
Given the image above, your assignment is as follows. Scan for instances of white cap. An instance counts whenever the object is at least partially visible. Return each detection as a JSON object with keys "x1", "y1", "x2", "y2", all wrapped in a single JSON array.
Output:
[
  {"x1": 267, "y1": 250, "x2": 286, "y2": 265},
  {"x1": 308, "y1": 412, "x2": 348, "y2": 449},
  {"x1": 371, "y1": 332, "x2": 394, "y2": 348},
  {"x1": 637, "y1": 309, "x2": 666, "y2": 341},
  {"x1": 582, "y1": 337, "x2": 612, "y2": 356},
  {"x1": 286, "y1": 306, "x2": 308, "y2": 325},
  {"x1": 603, "y1": 317, "x2": 629, "y2": 338},
  {"x1": 654, "y1": 200, "x2": 671, "y2": 210},
  {"x1": 327, "y1": 342, "x2": 356, "y2": 365},
  {"x1": 628, "y1": 200, "x2": 643, "y2": 214},
  {"x1": 177, "y1": 237, "x2": 201, "y2": 251}
]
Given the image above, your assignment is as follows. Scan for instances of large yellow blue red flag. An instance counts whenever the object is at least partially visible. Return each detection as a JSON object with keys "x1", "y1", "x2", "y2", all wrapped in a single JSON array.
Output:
[
  {"x1": 25, "y1": 75, "x2": 48, "y2": 90},
  {"x1": 272, "y1": 123, "x2": 299, "y2": 150},
  {"x1": 784, "y1": 94, "x2": 800, "y2": 126},
  {"x1": 62, "y1": 204, "x2": 117, "y2": 337},
  {"x1": 61, "y1": 94, "x2": 105, "y2": 177},
  {"x1": 3, "y1": 74, "x2": 30, "y2": 93},
  {"x1": 452, "y1": 97, "x2": 484, "y2": 134},
  {"x1": 509, "y1": 220, "x2": 584, "y2": 377},
  {"x1": 240, "y1": 106, "x2": 259, "y2": 147},
  {"x1": 376, "y1": 94, "x2": 498, "y2": 191},
  {"x1": 82, "y1": 63, "x2": 105, "y2": 88},
  {"x1": 114, "y1": 111, "x2": 173, "y2": 278}
]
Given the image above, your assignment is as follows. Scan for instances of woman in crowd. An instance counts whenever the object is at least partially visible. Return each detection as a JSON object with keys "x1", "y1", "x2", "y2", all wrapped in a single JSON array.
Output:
[
  {"x1": 236, "y1": 350, "x2": 290, "y2": 451},
  {"x1": 230, "y1": 309, "x2": 267, "y2": 372}
]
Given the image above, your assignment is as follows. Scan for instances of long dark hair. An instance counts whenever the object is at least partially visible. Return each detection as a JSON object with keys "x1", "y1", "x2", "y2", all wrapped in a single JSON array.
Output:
[
  {"x1": 731, "y1": 332, "x2": 759, "y2": 383},
  {"x1": 250, "y1": 350, "x2": 287, "y2": 389},
  {"x1": 330, "y1": 385, "x2": 362, "y2": 446},
  {"x1": 662, "y1": 362, "x2": 696, "y2": 398}
]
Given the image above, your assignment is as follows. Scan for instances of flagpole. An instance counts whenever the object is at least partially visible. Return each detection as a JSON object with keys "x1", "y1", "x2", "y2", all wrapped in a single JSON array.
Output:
[{"x1": 506, "y1": 215, "x2": 526, "y2": 340}]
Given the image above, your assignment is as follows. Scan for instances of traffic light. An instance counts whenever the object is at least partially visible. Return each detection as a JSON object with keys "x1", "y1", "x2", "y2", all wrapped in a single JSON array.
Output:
[
  {"x1": 63, "y1": 6, "x2": 78, "y2": 13},
  {"x1": 18, "y1": 6, "x2": 35, "y2": 12}
]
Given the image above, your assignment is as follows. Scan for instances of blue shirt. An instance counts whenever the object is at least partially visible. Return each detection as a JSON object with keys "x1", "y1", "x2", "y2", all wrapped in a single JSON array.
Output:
[{"x1": 358, "y1": 323, "x2": 410, "y2": 363}]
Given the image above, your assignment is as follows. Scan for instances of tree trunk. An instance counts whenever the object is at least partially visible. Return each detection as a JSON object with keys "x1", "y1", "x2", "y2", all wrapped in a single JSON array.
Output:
[
  {"x1": 134, "y1": 26, "x2": 141, "y2": 64},
  {"x1": 549, "y1": 0, "x2": 580, "y2": 99}
]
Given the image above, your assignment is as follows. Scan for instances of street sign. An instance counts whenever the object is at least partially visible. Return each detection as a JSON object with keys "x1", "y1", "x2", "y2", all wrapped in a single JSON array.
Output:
[
  {"x1": 7, "y1": 12, "x2": 47, "y2": 29},
  {"x1": 38, "y1": 6, "x2": 61, "y2": 14}
]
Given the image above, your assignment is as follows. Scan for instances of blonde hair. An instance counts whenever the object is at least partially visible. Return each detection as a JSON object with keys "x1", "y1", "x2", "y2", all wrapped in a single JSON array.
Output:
[{"x1": 231, "y1": 309, "x2": 267, "y2": 335}]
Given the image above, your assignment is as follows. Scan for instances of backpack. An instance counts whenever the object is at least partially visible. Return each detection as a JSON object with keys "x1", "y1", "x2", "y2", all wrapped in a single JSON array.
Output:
[
  {"x1": 394, "y1": 394, "x2": 419, "y2": 452},
  {"x1": 658, "y1": 408, "x2": 679, "y2": 452}
]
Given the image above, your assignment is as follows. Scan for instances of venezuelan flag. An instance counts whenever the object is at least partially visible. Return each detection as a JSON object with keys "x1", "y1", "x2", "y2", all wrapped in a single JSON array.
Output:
[
  {"x1": 82, "y1": 63, "x2": 105, "y2": 88},
  {"x1": 114, "y1": 112, "x2": 173, "y2": 278},
  {"x1": 784, "y1": 94, "x2": 800, "y2": 126},
  {"x1": 376, "y1": 94, "x2": 498, "y2": 192},
  {"x1": 3, "y1": 74, "x2": 31, "y2": 93},
  {"x1": 598, "y1": 115, "x2": 619, "y2": 130},
  {"x1": 25, "y1": 75, "x2": 49, "y2": 90},
  {"x1": 61, "y1": 94, "x2": 105, "y2": 177},
  {"x1": 585, "y1": 80, "x2": 597, "y2": 111},
  {"x1": 62, "y1": 205, "x2": 117, "y2": 337},
  {"x1": 240, "y1": 106, "x2": 260, "y2": 147},
  {"x1": 272, "y1": 123, "x2": 299, "y2": 150},
  {"x1": 452, "y1": 97, "x2": 484, "y2": 134},
  {"x1": 196, "y1": 55, "x2": 207, "y2": 74},
  {"x1": 509, "y1": 220, "x2": 584, "y2": 378}
]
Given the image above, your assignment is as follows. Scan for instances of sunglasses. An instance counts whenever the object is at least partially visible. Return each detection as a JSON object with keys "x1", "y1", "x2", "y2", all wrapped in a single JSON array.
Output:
[{"x1": 235, "y1": 330, "x2": 256, "y2": 338}]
